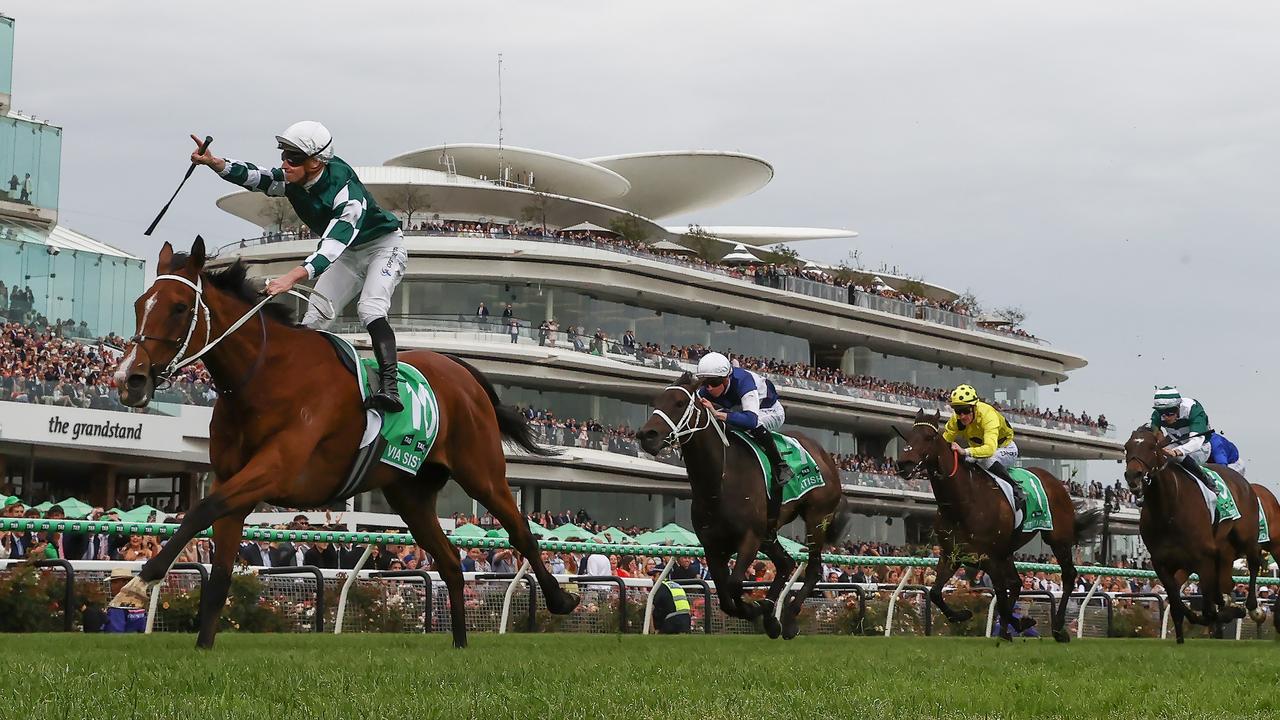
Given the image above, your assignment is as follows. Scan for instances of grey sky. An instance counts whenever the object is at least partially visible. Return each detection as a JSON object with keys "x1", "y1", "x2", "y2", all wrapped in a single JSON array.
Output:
[{"x1": 8, "y1": 1, "x2": 1279, "y2": 484}]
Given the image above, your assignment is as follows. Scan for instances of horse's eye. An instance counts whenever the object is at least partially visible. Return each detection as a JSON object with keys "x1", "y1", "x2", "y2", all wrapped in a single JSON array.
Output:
[{"x1": 172, "y1": 303, "x2": 189, "y2": 315}]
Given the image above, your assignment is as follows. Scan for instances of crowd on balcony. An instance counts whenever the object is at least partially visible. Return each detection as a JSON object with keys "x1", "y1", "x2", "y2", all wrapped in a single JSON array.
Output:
[{"x1": 0, "y1": 320, "x2": 215, "y2": 409}]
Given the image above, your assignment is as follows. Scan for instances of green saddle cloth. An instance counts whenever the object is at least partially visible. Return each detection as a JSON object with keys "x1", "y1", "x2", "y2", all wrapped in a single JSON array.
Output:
[
  {"x1": 1258, "y1": 499, "x2": 1271, "y2": 544},
  {"x1": 1007, "y1": 467, "x2": 1053, "y2": 533},
  {"x1": 355, "y1": 357, "x2": 440, "y2": 474},
  {"x1": 1200, "y1": 466, "x2": 1241, "y2": 524},
  {"x1": 732, "y1": 431, "x2": 825, "y2": 504}
]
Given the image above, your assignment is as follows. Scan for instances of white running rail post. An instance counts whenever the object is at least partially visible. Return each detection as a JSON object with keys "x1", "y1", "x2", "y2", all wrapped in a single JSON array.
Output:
[
  {"x1": 1076, "y1": 576, "x2": 1103, "y2": 639},
  {"x1": 334, "y1": 544, "x2": 374, "y2": 634},
  {"x1": 883, "y1": 567, "x2": 914, "y2": 638},
  {"x1": 498, "y1": 559, "x2": 532, "y2": 634},
  {"x1": 1161, "y1": 600, "x2": 1172, "y2": 640},
  {"x1": 775, "y1": 562, "x2": 807, "y2": 622},
  {"x1": 643, "y1": 559, "x2": 678, "y2": 635},
  {"x1": 985, "y1": 595, "x2": 999, "y2": 638}
]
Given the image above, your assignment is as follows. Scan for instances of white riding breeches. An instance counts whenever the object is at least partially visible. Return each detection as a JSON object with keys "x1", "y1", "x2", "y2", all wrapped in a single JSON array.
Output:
[
  {"x1": 755, "y1": 403, "x2": 785, "y2": 432},
  {"x1": 302, "y1": 229, "x2": 407, "y2": 329},
  {"x1": 973, "y1": 441, "x2": 1019, "y2": 469}
]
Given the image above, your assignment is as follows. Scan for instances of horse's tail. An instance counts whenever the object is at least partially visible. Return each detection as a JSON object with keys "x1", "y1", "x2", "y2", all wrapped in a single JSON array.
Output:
[
  {"x1": 1073, "y1": 503, "x2": 1104, "y2": 544},
  {"x1": 443, "y1": 353, "x2": 560, "y2": 457}
]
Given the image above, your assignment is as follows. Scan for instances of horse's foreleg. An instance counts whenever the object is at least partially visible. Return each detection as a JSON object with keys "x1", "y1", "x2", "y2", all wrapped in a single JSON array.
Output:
[
  {"x1": 780, "y1": 543, "x2": 823, "y2": 641},
  {"x1": 196, "y1": 512, "x2": 249, "y2": 649},
  {"x1": 704, "y1": 549, "x2": 744, "y2": 620},
  {"x1": 1049, "y1": 541, "x2": 1077, "y2": 643},
  {"x1": 929, "y1": 537, "x2": 969, "y2": 623},
  {"x1": 729, "y1": 532, "x2": 763, "y2": 620},
  {"x1": 757, "y1": 539, "x2": 793, "y2": 639},
  {"x1": 985, "y1": 561, "x2": 1016, "y2": 641},
  {"x1": 383, "y1": 477, "x2": 469, "y2": 648},
  {"x1": 1154, "y1": 565, "x2": 1189, "y2": 643}
]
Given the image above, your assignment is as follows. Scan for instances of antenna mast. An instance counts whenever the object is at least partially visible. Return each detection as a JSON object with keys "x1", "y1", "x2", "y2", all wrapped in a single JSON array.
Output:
[{"x1": 497, "y1": 52, "x2": 505, "y2": 184}]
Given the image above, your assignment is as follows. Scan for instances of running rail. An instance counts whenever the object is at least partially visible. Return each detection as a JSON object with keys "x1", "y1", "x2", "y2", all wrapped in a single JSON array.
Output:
[{"x1": 4, "y1": 518, "x2": 1277, "y2": 586}]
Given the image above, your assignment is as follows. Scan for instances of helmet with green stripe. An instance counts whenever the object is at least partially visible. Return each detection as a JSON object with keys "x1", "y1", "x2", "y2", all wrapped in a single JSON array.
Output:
[{"x1": 1152, "y1": 385, "x2": 1181, "y2": 410}]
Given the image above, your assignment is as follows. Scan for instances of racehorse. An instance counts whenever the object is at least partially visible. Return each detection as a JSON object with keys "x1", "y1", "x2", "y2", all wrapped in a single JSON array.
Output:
[
  {"x1": 1123, "y1": 426, "x2": 1262, "y2": 643},
  {"x1": 637, "y1": 372, "x2": 851, "y2": 640},
  {"x1": 1251, "y1": 483, "x2": 1280, "y2": 631},
  {"x1": 109, "y1": 238, "x2": 579, "y2": 648},
  {"x1": 897, "y1": 409, "x2": 1102, "y2": 642}
]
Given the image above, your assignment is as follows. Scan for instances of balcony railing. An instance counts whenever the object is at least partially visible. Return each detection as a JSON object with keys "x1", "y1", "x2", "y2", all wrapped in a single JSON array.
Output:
[{"x1": 215, "y1": 230, "x2": 1042, "y2": 343}]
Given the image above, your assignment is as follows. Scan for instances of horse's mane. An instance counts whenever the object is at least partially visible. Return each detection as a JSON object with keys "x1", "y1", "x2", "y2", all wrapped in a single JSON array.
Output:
[
  {"x1": 182, "y1": 256, "x2": 296, "y2": 326},
  {"x1": 675, "y1": 371, "x2": 697, "y2": 387}
]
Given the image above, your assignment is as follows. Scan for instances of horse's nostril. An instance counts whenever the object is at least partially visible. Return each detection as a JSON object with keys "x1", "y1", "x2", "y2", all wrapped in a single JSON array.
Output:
[{"x1": 126, "y1": 373, "x2": 149, "y2": 390}]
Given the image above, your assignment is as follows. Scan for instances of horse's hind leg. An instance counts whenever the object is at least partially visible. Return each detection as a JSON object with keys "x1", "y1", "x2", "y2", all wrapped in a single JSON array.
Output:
[
  {"x1": 382, "y1": 471, "x2": 469, "y2": 648},
  {"x1": 1049, "y1": 540, "x2": 1077, "y2": 643},
  {"x1": 452, "y1": 451, "x2": 579, "y2": 615},
  {"x1": 758, "y1": 539, "x2": 794, "y2": 639},
  {"x1": 929, "y1": 536, "x2": 970, "y2": 623}
]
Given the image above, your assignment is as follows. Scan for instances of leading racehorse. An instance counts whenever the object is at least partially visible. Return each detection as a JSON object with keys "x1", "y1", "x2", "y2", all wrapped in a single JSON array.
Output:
[
  {"x1": 110, "y1": 238, "x2": 579, "y2": 648},
  {"x1": 1123, "y1": 425, "x2": 1262, "y2": 642},
  {"x1": 897, "y1": 409, "x2": 1102, "y2": 642},
  {"x1": 637, "y1": 372, "x2": 851, "y2": 639}
]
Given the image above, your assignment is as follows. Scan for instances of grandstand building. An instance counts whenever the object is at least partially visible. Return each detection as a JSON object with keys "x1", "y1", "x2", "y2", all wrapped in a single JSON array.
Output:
[{"x1": 208, "y1": 140, "x2": 1130, "y2": 552}]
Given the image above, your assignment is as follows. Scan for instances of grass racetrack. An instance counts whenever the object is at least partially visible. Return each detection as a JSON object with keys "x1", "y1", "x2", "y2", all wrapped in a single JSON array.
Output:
[{"x1": 1, "y1": 634, "x2": 1275, "y2": 719}]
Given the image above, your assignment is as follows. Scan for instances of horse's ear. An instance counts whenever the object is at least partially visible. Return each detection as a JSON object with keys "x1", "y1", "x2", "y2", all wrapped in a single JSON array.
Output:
[
  {"x1": 189, "y1": 236, "x2": 207, "y2": 272},
  {"x1": 914, "y1": 408, "x2": 926, "y2": 420},
  {"x1": 932, "y1": 409, "x2": 942, "y2": 423},
  {"x1": 157, "y1": 241, "x2": 174, "y2": 272}
]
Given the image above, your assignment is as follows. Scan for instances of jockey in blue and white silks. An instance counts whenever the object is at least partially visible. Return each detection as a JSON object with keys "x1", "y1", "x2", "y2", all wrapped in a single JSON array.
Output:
[
  {"x1": 694, "y1": 352, "x2": 791, "y2": 539},
  {"x1": 1209, "y1": 432, "x2": 1246, "y2": 477}
]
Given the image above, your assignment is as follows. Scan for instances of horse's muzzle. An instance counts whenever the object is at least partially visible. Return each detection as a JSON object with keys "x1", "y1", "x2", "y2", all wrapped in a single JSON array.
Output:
[
  {"x1": 116, "y1": 371, "x2": 154, "y2": 408},
  {"x1": 637, "y1": 428, "x2": 665, "y2": 457}
]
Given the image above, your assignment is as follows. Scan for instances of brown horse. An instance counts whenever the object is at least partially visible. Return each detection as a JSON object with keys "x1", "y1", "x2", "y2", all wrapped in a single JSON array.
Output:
[
  {"x1": 897, "y1": 409, "x2": 1101, "y2": 642},
  {"x1": 1122, "y1": 426, "x2": 1262, "y2": 643},
  {"x1": 1251, "y1": 483, "x2": 1280, "y2": 631},
  {"x1": 109, "y1": 237, "x2": 579, "y2": 648},
  {"x1": 636, "y1": 373, "x2": 851, "y2": 639}
]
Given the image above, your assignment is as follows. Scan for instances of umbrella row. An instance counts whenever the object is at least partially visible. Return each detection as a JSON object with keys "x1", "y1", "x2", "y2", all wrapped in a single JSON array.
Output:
[
  {"x1": 0, "y1": 494, "x2": 163, "y2": 524},
  {"x1": 449, "y1": 520, "x2": 807, "y2": 553}
]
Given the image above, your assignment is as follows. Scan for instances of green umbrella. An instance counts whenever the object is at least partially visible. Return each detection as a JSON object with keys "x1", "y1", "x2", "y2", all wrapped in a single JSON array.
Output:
[
  {"x1": 54, "y1": 497, "x2": 93, "y2": 519},
  {"x1": 777, "y1": 535, "x2": 806, "y2": 554},
  {"x1": 525, "y1": 519, "x2": 550, "y2": 538},
  {"x1": 593, "y1": 526, "x2": 632, "y2": 544},
  {"x1": 113, "y1": 505, "x2": 162, "y2": 523},
  {"x1": 547, "y1": 523, "x2": 592, "y2": 541},
  {"x1": 485, "y1": 527, "x2": 509, "y2": 538},
  {"x1": 632, "y1": 523, "x2": 701, "y2": 546},
  {"x1": 450, "y1": 523, "x2": 485, "y2": 538},
  {"x1": 486, "y1": 521, "x2": 549, "y2": 539},
  {"x1": 34, "y1": 501, "x2": 53, "y2": 513}
]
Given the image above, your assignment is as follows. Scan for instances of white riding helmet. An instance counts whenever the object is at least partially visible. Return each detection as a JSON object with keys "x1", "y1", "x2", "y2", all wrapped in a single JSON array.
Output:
[
  {"x1": 275, "y1": 120, "x2": 334, "y2": 162},
  {"x1": 695, "y1": 352, "x2": 732, "y2": 380}
]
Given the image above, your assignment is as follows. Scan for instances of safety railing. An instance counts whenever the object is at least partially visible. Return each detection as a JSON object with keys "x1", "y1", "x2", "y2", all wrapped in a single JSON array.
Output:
[{"x1": 257, "y1": 566, "x2": 325, "y2": 633}]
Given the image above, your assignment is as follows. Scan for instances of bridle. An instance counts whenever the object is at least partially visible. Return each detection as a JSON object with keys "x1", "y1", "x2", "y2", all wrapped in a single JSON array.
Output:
[
  {"x1": 649, "y1": 385, "x2": 729, "y2": 450},
  {"x1": 899, "y1": 421, "x2": 959, "y2": 483},
  {"x1": 129, "y1": 273, "x2": 331, "y2": 393}
]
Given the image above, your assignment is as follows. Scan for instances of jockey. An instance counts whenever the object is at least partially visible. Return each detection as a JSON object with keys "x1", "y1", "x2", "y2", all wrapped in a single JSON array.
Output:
[
  {"x1": 693, "y1": 352, "x2": 791, "y2": 538},
  {"x1": 942, "y1": 384, "x2": 1024, "y2": 509},
  {"x1": 1149, "y1": 386, "x2": 1215, "y2": 490},
  {"x1": 191, "y1": 122, "x2": 406, "y2": 413},
  {"x1": 1209, "y1": 433, "x2": 1246, "y2": 476}
]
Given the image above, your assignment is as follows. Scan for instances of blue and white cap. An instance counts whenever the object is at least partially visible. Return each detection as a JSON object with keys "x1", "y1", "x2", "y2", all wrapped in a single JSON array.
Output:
[{"x1": 1152, "y1": 386, "x2": 1181, "y2": 410}]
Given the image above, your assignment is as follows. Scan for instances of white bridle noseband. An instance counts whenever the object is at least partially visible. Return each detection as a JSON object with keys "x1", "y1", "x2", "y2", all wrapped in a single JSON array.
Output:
[{"x1": 650, "y1": 385, "x2": 729, "y2": 448}]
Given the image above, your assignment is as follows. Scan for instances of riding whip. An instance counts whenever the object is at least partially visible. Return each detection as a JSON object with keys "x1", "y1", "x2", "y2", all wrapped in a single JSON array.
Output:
[{"x1": 144, "y1": 135, "x2": 212, "y2": 236}]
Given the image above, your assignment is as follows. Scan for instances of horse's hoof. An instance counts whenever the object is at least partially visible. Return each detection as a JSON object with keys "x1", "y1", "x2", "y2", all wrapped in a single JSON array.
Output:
[
  {"x1": 1250, "y1": 607, "x2": 1267, "y2": 624},
  {"x1": 548, "y1": 591, "x2": 580, "y2": 615},
  {"x1": 109, "y1": 576, "x2": 152, "y2": 609},
  {"x1": 948, "y1": 609, "x2": 973, "y2": 623},
  {"x1": 1052, "y1": 629, "x2": 1071, "y2": 643},
  {"x1": 763, "y1": 614, "x2": 782, "y2": 639},
  {"x1": 1224, "y1": 606, "x2": 1246, "y2": 621},
  {"x1": 1017, "y1": 616, "x2": 1038, "y2": 632},
  {"x1": 781, "y1": 611, "x2": 800, "y2": 640},
  {"x1": 1176, "y1": 636, "x2": 1185, "y2": 645}
]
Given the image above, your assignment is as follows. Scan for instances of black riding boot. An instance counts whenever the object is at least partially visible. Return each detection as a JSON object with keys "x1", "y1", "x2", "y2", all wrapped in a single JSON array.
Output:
[
  {"x1": 989, "y1": 461, "x2": 1026, "y2": 515},
  {"x1": 365, "y1": 317, "x2": 403, "y2": 414},
  {"x1": 749, "y1": 426, "x2": 791, "y2": 542},
  {"x1": 1181, "y1": 455, "x2": 1216, "y2": 491}
]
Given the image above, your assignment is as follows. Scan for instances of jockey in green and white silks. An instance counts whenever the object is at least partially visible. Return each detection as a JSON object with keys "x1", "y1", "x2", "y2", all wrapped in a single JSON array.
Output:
[
  {"x1": 190, "y1": 121, "x2": 407, "y2": 413},
  {"x1": 694, "y1": 351, "x2": 791, "y2": 541},
  {"x1": 1150, "y1": 386, "x2": 1215, "y2": 490}
]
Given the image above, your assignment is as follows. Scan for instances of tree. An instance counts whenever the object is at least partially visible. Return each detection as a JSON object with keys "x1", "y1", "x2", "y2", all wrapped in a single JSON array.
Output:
[
  {"x1": 258, "y1": 198, "x2": 302, "y2": 233},
  {"x1": 386, "y1": 185, "x2": 433, "y2": 229},
  {"x1": 519, "y1": 190, "x2": 554, "y2": 235},
  {"x1": 755, "y1": 243, "x2": 803, "y2": 268},
  {"x1": 607, "y1": 213, "x2": 650, "y2": 243},
  {"x1": 680, "y1": 224, "x2": 722, "y2": 262},
  {"x1": 956, "y1": 290, "x2": 982, "y2": 315},
  {"x1": 993, "y1": 306, "x2": 1027, "y2": 327}
]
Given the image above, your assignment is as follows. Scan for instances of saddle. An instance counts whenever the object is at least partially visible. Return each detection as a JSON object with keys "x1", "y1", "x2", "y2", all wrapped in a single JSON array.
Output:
[{"x1": 319, "y1": 333, "x2": 385, "y2": 503}]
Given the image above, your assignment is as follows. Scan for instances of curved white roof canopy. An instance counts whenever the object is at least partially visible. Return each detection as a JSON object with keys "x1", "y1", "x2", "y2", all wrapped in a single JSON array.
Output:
[
  {"x1": 385, "y1": 144, "x2": 631, "y2": 205},
  {"x1": 662, "y1": 225, "x2": 857, "y2": 247},
  {"x1": 214, "y1": 165, "x2": 668, "y2": 239},
  {"x1": 586, "y1": 151, "x2": 774, "y2": 219}
]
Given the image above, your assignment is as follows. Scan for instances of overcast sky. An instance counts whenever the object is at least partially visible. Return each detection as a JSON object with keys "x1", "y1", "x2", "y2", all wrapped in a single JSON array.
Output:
[{"x1": 7, "y1": 1, "x2": 1279, "y2": 484}]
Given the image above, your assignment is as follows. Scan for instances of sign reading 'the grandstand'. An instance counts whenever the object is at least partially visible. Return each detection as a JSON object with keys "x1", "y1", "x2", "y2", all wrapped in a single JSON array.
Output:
[
  {"x1": 0, "y1": 402, "x2": 210, "y2": 462},
  {"x1": 47, "y1": 415, "x2": 143, "y2": 442}
]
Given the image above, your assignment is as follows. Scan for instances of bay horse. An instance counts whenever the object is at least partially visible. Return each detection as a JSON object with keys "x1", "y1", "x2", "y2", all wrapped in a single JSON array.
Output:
[
  {"x1": 1251, "y1": 483, "x2": 1280, "y2": 631},
  {"x1": 1123, "y1": 426, "x2": 1262, "y2": 643},
  {"x1": 636, "y1": 372, "x2": 851, "y2": 640},
  {"x1": 109, "y1": 237, "x2": 579, "y2": 648},
  {"x1": 897, "y1": 409, "x2": 1101, "y2": 642}
]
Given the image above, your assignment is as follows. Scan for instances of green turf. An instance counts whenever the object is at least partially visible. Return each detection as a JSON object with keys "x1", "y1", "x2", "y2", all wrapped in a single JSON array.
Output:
[{"x1": 0, "y1": 634, "x2": 1274, "y2": 719}]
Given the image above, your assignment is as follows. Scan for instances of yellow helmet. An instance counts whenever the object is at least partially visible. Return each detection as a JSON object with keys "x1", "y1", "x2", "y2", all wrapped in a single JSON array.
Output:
[{"x1": 949, "y1": 384, "x2": 979, "y2": 407}]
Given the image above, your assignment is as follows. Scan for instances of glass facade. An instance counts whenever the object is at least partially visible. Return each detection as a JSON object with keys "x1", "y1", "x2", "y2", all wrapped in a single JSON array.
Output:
[
  {"x1": 366, "y1": 280, "x2": 812, "y2": 363},
  {"x1": 843, "y1": 345, "x2": 1040, "y2": 409},
  {"x1": 0, "y1": 222, "x2": 145, "y2": 337},
  {"x1": 0, "y1": 114, "x2": 61, "y2": 212},
  {"x1": 0, "y1": 15, "x2": 13, "y2": 98}
]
